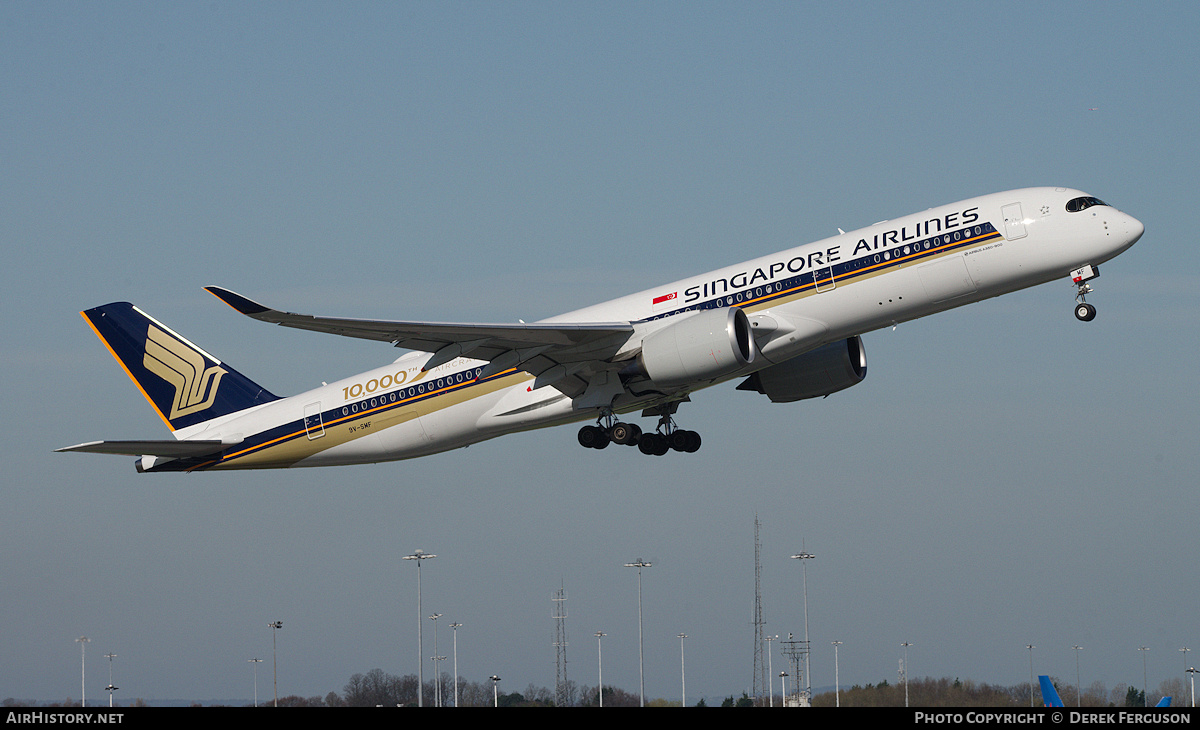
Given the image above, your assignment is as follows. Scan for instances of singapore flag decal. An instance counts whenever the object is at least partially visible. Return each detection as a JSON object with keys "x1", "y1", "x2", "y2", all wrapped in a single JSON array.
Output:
[{"x1": 652, "y1": 291, "x2": 677, "y2": 311}]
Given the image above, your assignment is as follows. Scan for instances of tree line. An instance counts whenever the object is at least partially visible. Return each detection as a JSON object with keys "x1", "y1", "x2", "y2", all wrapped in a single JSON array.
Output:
[{"x1": 7, "y1": 671, "x2": 1188, "y2": 707}]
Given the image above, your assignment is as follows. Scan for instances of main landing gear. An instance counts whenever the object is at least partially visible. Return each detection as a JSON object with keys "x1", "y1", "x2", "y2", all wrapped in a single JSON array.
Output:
[
  {"x1": 1071, "y1": 265, "x2": 1099, "y2": 322},
  {"x1": 577, "y1": 411, "x2": 701, "y2": 456}
]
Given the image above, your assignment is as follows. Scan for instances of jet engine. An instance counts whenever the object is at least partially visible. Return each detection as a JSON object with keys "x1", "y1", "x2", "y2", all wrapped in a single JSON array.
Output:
[
  {"x1": 631, "y1": 307, "x2": 757, "y2": 387},
  {"x1": 736, "y1": 336, "x2": 867, "y2": 402}
]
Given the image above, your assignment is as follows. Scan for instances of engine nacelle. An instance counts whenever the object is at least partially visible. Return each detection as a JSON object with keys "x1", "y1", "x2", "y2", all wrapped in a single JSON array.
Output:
[
  {"x1": 634, "y1": 307, "x2": 757, "y2": 387},
  {"x1": 736, "y1": 336, "x2": 867, "y2": 403}
]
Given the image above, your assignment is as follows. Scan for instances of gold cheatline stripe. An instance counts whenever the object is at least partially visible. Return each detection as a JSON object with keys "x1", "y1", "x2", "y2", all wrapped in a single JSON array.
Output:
[
  {"x1": 189, "y1": 368, "x2": 526, "y2": 471},
  {"x1": 736, "y1": 229, "x2": 999, "y2": 312}
]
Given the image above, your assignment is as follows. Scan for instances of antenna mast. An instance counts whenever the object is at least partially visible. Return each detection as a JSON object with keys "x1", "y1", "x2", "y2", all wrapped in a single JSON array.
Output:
[
  {"x1": 553, "y1": 585, "x2": 569, "y2": 706},
  {"x1": 752, "y1": 515, "x2": 767, "y2": 704}
]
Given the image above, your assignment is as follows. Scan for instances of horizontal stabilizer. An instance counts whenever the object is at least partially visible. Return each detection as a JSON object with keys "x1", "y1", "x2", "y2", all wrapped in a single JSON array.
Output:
[{"x1": 56, "y1": 439, "x2": 230, "y2": 458}]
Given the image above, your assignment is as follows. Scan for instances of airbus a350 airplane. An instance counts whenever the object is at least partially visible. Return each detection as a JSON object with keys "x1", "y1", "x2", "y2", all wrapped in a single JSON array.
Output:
[{"x1": 59, "y1": 187, "x2": 1143, "y2": 472}]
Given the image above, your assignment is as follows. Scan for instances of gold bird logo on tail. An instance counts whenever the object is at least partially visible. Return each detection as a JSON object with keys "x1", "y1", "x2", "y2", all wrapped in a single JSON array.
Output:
[{"x1": 143, "y1": 325, "x2": 227, "y2": 420}]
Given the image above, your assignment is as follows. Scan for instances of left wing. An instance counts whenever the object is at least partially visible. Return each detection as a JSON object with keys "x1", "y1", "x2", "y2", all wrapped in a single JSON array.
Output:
[{"x1": 205, "y1": 287, "x2": 636, "y2": 396}]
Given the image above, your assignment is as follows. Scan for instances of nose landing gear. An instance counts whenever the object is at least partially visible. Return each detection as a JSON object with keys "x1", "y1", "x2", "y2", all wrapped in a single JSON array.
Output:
[{"x1": 1070, "y1": 265, "x2": 1099, "y2": 322}]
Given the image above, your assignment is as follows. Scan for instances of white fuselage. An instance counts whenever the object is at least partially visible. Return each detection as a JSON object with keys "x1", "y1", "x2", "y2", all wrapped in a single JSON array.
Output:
[{"x1": 172, "y1": 187, "x2": 1143, "y2": 470}]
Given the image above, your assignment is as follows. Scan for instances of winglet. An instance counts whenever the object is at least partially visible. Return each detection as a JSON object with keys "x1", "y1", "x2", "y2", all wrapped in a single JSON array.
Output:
[{"x1": 205, "y1": 286, "x2": 271, "y2": 316}]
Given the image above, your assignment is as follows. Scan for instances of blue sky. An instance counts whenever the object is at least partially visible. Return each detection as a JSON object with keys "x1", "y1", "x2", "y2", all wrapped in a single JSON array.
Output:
[{"x1": 3, "y1": 1, "x2": 1197, "y2": 704}]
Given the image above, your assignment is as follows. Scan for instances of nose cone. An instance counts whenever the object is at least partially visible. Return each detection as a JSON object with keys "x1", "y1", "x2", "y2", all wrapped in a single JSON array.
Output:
[{"x1": 1125, "y1": 214, "x2": 1145, "y2": 246}]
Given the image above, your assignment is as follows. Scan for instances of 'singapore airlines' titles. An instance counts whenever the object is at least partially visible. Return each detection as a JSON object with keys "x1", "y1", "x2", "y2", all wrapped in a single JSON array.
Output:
[{"x1": 681, "y1": 206, "x2": 981, "y2": 304}]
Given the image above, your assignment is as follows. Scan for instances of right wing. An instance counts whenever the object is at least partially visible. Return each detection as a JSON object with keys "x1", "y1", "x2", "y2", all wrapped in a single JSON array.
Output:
[{"x1": 205, "y1": 287, "x2": 637, "y2": 397}]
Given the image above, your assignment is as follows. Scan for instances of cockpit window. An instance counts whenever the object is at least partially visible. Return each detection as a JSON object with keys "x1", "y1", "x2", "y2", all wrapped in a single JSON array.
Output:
[{"x1": 1066, "y1": 196, "x2": 1108, "y2": 212}]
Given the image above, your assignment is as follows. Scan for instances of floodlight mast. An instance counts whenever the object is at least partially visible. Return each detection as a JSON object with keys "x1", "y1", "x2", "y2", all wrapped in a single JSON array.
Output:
[
  {"x1": 402, "y1": 549, "x2": 436, "y2": 707},
  {"x1": 75, "y1": 637, "x2": 89, "y2": 708},
  {"x1": 764, "y1": 634, "x2": 776, "y2": 707},
  {"x1": 901, "y1": 642, "x2": 914, "y2": 707},
  {"x1": 450, "y1": 622, "x2": 462, "y2": 708},
  {"x1": 1027, "y1": 644, "x2": 1036, "y2": 707},
  {"x1": 678, "y1": 633, "x2": 688, "y2": 707},
  {"x1": 831, "y1": 641, "x2": 843, "y2": 707},
  {"x1": 594, "y1": 631, "x2": 606, "y2": 707},
  {"x1": 429, "y1": 613, "x2": 444, "y2": 707},
  {"x1": 269, "y1": 621, "x2": 283, "y2": 707},
  {"x1": 1072, "y1": 645, "x2": 1083, "y2": 708},
  {"x1": 104, "y1": 653, "x2": 117, "y2": 708},
  {"x1": 624, "y1": 559, "x2": 652, "y2": 707},
  {"x1": 790, "y1": 550, "x2": 815, "y2": 699},
  {"x1": 248, "y1": 658, "x2": 263, "y2": 707},
  {"x1": 1139, "y1": 647, "x2": 1150, "y2": 707}
]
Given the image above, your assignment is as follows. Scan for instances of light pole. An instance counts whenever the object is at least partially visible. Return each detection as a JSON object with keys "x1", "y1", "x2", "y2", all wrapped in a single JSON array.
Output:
[
  {"x1": 104, "y1": 653, "x2": 117, "y2": 708},
  {"x1": 901, "y1": 642, "x2": 913, "y2": 707},
  {"x1": 1186, "y1": 667, "x2": 1197, "y2": 708},
  {"x1": 269, "y1": 621, "x2": 283, "y2": 707},
  {"x1": 1182, "y1": 648, "x2": 1192, "y2": 697},
  {"x1": 1139, "y1": 647, "x2": 1150, "y2": 707},
  {"x1": 595, "y1": 631, "x2": 606, "y2": 707},
  {"x1": 490, "y1": 675, "x2": 501, "y2": 707},
  {"x1": 75, "y1": 637, "x2": 89, "y2": 708},
  {"x1": 429, "y1": 613, "x2": 443, "y2": 707},
  {"x1": 1027, "y1": 644, "x2": 1035, "y2": 707},
  {"x1": 764, "y1": 634, "x2": 776, "y2": 707},
  {"x1": 402, "y1": 549, "x2": 436, "y2": 707},
  {"x1": 248, "y1": 658, "x2": 263, "y2": 707},
  {"x1": 1072, "y1": 645, "x2": 1083, "y2": 707},
  {"x1": 678, "y1": 633, "x2": 688, "y2": 707},
  {"x1": 832, "y1": 641, "x2": 843, "y2": 707},
  {"x1": 450, "y1": 622, "x2": 462, "y2": 708},
  {"x1": 624, "y1": 559, "x2": 652, "y2": 707},
  {"x1": 790, "y1": 549, "x2": 815, "y2": 698}
]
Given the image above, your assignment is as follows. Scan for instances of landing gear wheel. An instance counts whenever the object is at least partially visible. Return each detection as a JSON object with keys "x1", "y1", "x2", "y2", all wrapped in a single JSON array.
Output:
[
  {"x1": 668, "y1": 430, "x2": 685, "y2": 452},
  {"x1": 667, "y1": 430, "x2": 702, "y2": 453},
  {"x1": 609, "y1": 422, "x2": 641, "y2": 446},
  {"x1": 578, "y1": 425, "x2": 610, "y2": 449},
  {"x1": 1074, "y1": 302, "x2": 1096, "y2": 322},
  {"x1": 638, "y1": 433, "x2": 669, "y2": 456}
]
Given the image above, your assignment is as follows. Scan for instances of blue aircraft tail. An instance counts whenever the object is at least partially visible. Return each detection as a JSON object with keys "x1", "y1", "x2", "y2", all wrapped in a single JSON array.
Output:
[
  {"x1": 1039, "y1": 676, "x2": 1065, "y2": 707},
  {"x1": 81, "y1": 302, "x2": 279, "y2": 432},
  {"x1": 1040, "y1": 675, "x2": 1169, "y2": 707}
]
